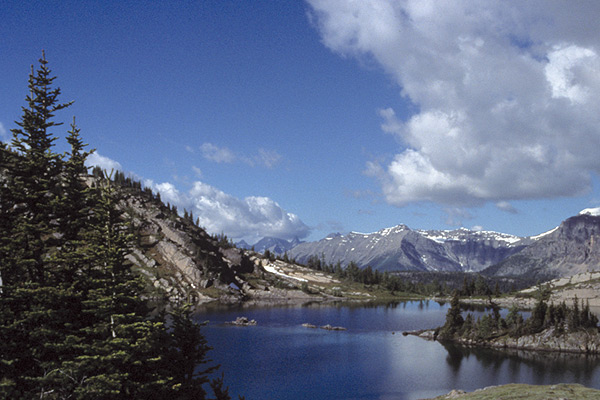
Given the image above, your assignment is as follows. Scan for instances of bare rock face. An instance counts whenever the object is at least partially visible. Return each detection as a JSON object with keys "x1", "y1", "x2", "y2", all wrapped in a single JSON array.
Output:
[
  {"x1": 485, "y1": 214, "x2": 600, "y2": 281},
  {"x1": 118, "y1": 192, "x2": 254, "y2": 303}
]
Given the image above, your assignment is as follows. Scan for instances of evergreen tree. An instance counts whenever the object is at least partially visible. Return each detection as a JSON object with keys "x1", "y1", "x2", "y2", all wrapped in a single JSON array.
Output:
[
  {"x1": 527, "y1": 297, "x2": 547, "y2": 334},
  {"x1": 1, "y1": 54, "x2": 240, "y2": 400},
  {"x1": 5, "y1": 51, "x2": 71, "y2": 284},
  {"x1": 167, "y1": 305, "x2": 218, "y2": 399},
  {"x1": 568, "y1": 295, "x2": 580, "y2": 331},
  {"x1": 0, "y1": 51, "x2": 74, "y2": 398},
  {"x1": 440, "y1": 292, "x2": 464, "y2": 338}
]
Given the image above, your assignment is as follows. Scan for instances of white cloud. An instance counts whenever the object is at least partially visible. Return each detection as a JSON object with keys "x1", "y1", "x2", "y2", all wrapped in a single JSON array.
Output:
[
  {"x1": 154, "y1": 182, "x2": 182, "y2": 206},
  {"x1": 444, "y1": 207, "x2": 474, "y2": 227},
  {"x1": 0, "y1": 122, "x2": 8, "y2": 142},
  {"x1": 200, "y1": 143, "x2": 236, "y2": 164},
  {"x1": 147, "y1": 179, "x2": 310, "y2": 243},
  {"x1": 253, "y1": 148, "x2": 282, "y2": 168},
  {"x1": 308, "y1": 1, "x2": 600, "y2": 206},
  {"x1": 496, "y1": 201, "x2": 518, "y2": 214},
  {"x1": 192, "y1": 166, "x2": 202, "y2": 178},
  {"x1": 198, "y1": 143, "x2": 282, "y2": 169},
  {"x1": 85, "y1": 151, "x2": 123, "y2": 172}
]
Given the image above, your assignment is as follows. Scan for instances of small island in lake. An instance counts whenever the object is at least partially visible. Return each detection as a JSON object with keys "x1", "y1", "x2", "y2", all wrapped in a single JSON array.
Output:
[{"x1": 406, "y1": 291, "x2": 600, "y2": 354}]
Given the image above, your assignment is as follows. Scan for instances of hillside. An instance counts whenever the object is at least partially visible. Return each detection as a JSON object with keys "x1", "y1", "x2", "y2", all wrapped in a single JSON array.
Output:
[
  {"x1": 112, "y1": 181, "x2": 378, "y2": 304},
  {"x1": 102, "y1": 179, "x2": 600, "y2": 301}
]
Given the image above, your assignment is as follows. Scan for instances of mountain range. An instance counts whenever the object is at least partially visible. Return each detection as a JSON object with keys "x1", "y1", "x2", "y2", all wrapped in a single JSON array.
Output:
[
  {"x1": 105, "y1": 178, "x2": 600, "y2": 302},
  {"x1": 243, "y1": 208, "x2": 600, "y2": 280},
  {"x1": 287, "y1": 225, "x2": 531, "y2": 273},
  {"x1": 237, "y1": 236, "x2": 302, "y2": 254}
]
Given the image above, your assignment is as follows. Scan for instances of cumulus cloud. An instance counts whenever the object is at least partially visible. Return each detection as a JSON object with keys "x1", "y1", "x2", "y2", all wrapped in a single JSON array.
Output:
[
  {"x1": 85, "y1": 151, "x2": 123, "y2": 172},
  {"x1": 307, "y1": 1, "x2": 600, "y2": 206},
  {"x1": 147, "y1": 179, "x2": 310, "y2": 243}
]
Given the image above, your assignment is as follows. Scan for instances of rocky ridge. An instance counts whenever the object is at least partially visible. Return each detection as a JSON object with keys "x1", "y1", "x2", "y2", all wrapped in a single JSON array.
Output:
[{"x1": 484, "y1": 212, "x2": 600, "y2": 280}]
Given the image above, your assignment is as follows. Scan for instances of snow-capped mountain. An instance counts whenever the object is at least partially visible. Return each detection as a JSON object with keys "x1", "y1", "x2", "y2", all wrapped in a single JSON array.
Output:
[
  {"x1": 287, "y1": 225, "x2": 530, "y2": 272},
  {"x1": 237, "y1": 237, "x2": 302, "y2": 255}
]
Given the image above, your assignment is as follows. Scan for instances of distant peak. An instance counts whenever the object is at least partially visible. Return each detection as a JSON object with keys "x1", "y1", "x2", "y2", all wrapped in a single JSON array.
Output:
[{"x1": 579, "y1": 207, "x2": 600, "y2": 217}]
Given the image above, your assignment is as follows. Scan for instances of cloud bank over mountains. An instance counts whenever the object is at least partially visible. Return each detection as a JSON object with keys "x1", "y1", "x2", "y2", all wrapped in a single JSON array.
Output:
[{"x1": 308, "y1": 0, "x2": 600, "y2": 208}]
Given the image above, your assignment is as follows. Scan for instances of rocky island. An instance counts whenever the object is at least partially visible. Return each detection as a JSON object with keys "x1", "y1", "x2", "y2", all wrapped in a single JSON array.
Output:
[{"x1": 406, "y1": 292, "x2": 600, "y2": 354}]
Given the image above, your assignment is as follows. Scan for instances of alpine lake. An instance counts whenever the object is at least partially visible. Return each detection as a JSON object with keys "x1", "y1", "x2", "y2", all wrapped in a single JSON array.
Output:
[{"x1": 195, "y1": 300, "x2": 600, "y2": 400}]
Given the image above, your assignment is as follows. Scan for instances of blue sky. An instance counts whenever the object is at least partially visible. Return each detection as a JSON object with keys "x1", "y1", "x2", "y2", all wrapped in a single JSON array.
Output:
[{"x1": 3, "y1": 1, "x2": 600, "y2": 244}]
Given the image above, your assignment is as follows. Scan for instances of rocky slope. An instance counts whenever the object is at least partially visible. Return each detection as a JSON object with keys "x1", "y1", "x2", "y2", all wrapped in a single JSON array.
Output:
[
  {"x1": 116, "y1": 185, "x2": 374, "y2": 304},
  {"x1": 119, "y1": 188, "x2": 252, "y2": 302},
  {"x1": 484, "y1": 210, "x2": 600, "y2": 281},
  {"x1": 288, "y1": 225, "x2": 529, "y2": 273}
]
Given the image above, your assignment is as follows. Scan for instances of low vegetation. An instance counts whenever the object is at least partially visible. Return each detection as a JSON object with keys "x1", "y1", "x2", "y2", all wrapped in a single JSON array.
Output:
[
  {"x1": 428, "y1": 383, "x2": 600, "y2": 400},
  {"x1": 290, "y1": 253, "x2": 527, "y2": 299}
]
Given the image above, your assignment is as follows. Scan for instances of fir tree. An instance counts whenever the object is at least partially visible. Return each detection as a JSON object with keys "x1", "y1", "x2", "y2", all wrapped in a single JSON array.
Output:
[
  {"x1": 0, "y1": 51, "x2": 74, "y2": 397},
  {"x1": 1, "y1": 53, "x2": 240, "y2": 400},
  {"x1": 440, "y1": 292, "x2": 464, "y2": 338}
]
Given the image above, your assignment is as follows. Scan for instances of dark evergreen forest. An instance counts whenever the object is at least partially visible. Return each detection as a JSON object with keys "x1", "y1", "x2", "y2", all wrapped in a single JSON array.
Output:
[{"x1": 0, "y1": 53, "x2": 240, "y2": 399}]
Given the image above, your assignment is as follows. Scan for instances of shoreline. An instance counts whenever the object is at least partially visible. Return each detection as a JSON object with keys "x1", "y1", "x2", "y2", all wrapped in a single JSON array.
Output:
[{"x1": 404, "y1": 326, "x2": 600, "y2": 355}]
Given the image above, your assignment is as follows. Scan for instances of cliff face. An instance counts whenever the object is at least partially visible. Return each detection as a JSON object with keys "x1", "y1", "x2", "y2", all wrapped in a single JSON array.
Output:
[
  {"x1": 485, "y1": 214, "x2": 600, "y2": 280},
  {"x1": 487, "y1": 327, "x2": 600, "y2": 353},
  {"x1": 119, "y1": 189, "x2": 254, "y2": 302}
]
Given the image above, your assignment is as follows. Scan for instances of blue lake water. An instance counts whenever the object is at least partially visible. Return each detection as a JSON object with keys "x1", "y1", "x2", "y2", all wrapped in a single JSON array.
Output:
[{"x1": 196, "y1": 301, "x2": 600, "y2": 400}]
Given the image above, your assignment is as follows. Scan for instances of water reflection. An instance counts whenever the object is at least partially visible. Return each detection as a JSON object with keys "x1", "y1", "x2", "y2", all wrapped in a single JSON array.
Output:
[
  {"x1": 197, "y1": 301, "x2": 600, "y2": 400},
  {"x1": 442, "y1": 341, "x2": 600, "y2": 387}
]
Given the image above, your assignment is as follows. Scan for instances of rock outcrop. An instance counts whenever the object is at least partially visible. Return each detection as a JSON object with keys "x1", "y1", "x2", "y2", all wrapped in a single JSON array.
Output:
[
  {"x1": 118, "y1": 188, "x2": 257, "y2": 303},
  {"x1": 226, "y1": 317, "x2": 257, "y2": 326},
  {"x1": 113, "y1": 184, "x2": 374, "y2": 304},
  {"x1": 485, "y1": 213, "x2": 600, "y2": 280}
]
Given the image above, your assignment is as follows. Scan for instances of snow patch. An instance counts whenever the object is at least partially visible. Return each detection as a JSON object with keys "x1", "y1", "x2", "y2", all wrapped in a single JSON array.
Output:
[
  {"x1": 263, "y1": 263, "x2": 307, "y2": 282},
  {"x1": 530, "y1": 226, "x2": 558, "y2": 240},
  {"x1": 579, "y1": 207, "x2": 600, "y2": 217}
]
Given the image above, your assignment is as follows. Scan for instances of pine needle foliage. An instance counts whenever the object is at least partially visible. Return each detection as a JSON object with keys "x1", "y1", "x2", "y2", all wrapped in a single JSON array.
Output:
[{"x1": 0, "y1": 53, "x2": 239, "y2": 400}]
